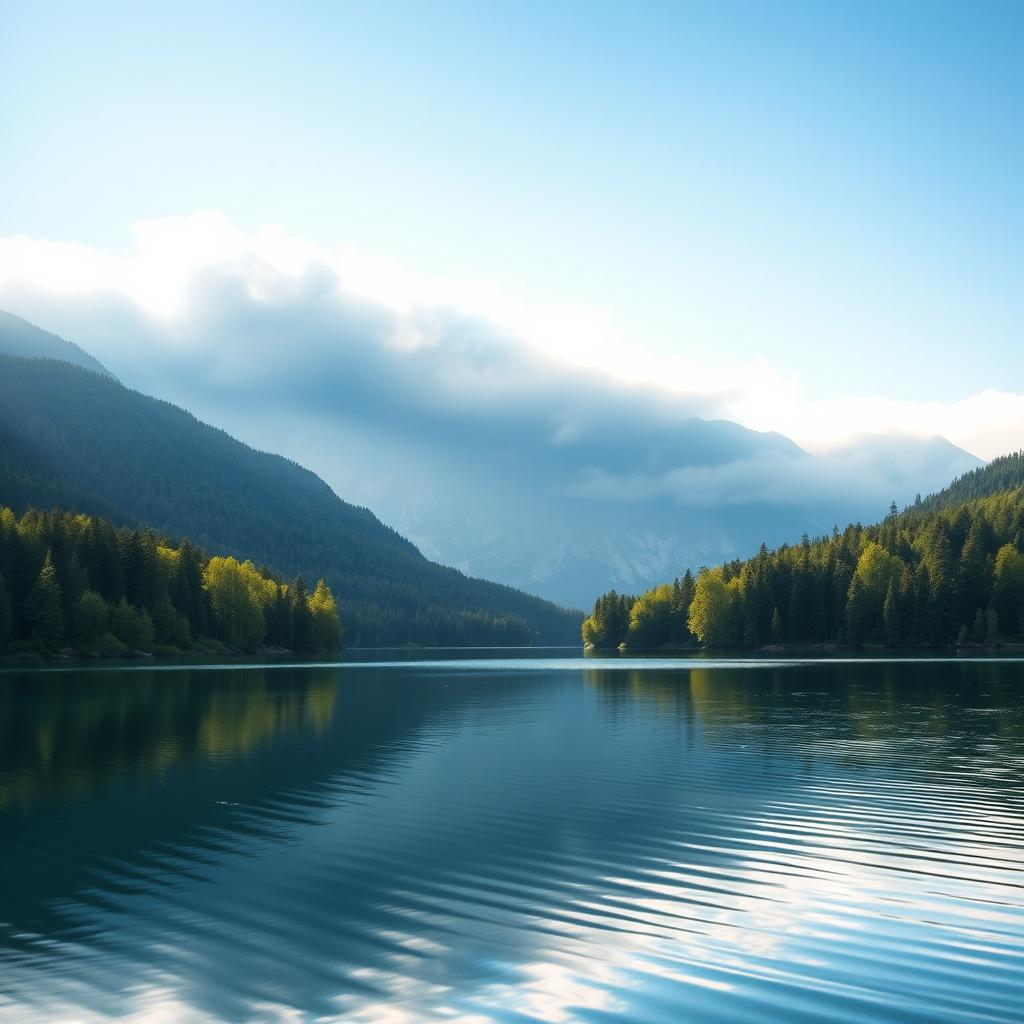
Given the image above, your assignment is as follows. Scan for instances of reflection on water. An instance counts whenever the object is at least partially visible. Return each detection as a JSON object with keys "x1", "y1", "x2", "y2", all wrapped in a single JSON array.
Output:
[
  {"x1": 0, "y1": 668, "x2": 338, "y2": 810},
  {"x1": 0, "y1": 658, "x2": 1022, "y2": 1023}
]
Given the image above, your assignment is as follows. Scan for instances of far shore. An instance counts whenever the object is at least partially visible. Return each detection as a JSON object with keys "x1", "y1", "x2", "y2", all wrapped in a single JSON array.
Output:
[
  {"x1": 584, "y1": 641, "x2": 1024, "y2": 656},
  {"x1": 0, "y1": 643, "x2": 308, "y2": 665}
]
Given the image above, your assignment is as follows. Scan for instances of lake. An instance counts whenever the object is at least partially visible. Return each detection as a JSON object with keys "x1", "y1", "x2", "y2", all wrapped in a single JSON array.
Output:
[{"x1": 1, "y1": 654, "x2": 1022, "y2": 1023}]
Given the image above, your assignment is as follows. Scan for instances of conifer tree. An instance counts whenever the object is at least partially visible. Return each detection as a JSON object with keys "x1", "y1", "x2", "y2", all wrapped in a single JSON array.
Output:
[
  {"x1": 24, "y1": 551, "x2": 63, "y2": 649},
  {"x1": 290, "y1": 578, "x2": 312, "y2": 652}
]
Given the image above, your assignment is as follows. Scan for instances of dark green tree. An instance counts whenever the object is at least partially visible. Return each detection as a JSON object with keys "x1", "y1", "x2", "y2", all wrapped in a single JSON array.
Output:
[
  {"x1": 290, "y1": 578, "x2": 313, "y2": 652},
  {"x1": 24, "y1": 550, "x2": 63, "y2": 649}
]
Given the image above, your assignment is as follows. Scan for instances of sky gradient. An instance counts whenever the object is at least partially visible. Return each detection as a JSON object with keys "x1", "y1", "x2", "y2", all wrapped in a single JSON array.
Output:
[{"x1": 1, "y1": 0, "x2": 1021, "y2": 454}]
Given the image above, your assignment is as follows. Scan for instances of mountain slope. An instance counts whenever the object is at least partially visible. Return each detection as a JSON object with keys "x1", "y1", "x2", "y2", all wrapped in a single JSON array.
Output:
[
  {"x1": 916, "y1": 450, "x2": 1024, "y2": 512},
  {"x1": 0, "y1": 310, "x2": 114, "y2": 378},
  {"x1": 0, "y1": 418, "x2": 127, "y2": 523},
  {"x1": 0, "y1": 355, "x2": 581, "y2": 644}
]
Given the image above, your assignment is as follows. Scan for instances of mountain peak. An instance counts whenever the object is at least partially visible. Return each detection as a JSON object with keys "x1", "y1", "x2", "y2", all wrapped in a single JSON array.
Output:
[{"x1": 0, "y1": 309, "x2": 115, "y2": 379}]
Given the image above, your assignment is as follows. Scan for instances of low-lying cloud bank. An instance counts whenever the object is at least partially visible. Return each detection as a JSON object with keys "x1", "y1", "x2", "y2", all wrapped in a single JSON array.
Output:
[
  {"x1": 1, "y1": 215, "x2": 1019, "y2": 465},
  {"x1": 0, "y1": 213, "x2": 996, "y2": 518}
]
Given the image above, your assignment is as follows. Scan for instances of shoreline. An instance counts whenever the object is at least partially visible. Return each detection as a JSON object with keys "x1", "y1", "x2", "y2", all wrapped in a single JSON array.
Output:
[
  {"x1": 584, "y1": 641, "x2": 1024, "y2": 656},
  {"x1": 0, "y1": 643, "x2": 305, "y2": 665}
]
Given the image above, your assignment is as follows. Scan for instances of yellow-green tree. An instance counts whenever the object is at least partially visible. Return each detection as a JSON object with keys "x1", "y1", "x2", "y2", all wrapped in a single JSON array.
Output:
[
  {"x1": 688, "y1": 569, "x2": 740, "y2": 647},
  {"x1": 627, "y1": 584, "x2": 677, "y2": 648},
  {"x1": 308, "y1": 578, "x2": 342, "y2": 651},
  {"x1": 847, "y1": 542, "x2": 904, "y2": 640},
  {"x1": 203, "y1": 556, "x2": 266, "y2": 650}
]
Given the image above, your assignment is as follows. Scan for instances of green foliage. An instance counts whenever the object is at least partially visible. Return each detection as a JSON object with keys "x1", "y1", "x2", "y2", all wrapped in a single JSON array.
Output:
[
  {"x1": 290, "y1": 578, "x2": 312, "y2": 652},
  {"x1": 110, "y1": 598, "x2": 154, "y2": 652},
  {"x1": 582, "y1": 571, "x2": 699, "y2": 650},
  {"x1": 0, "y1": 354, "x2": 583, "y2": 645},
  {"x1": 626, "y1": 584, "x2": 677, "y2": 648},
  {"x1": 993, "y1": 544, "x2": 1024, "y2": 635},
  {"x1": 309, "y1": 579, "x2": 342, "y2": 652},
  {"x1": 24, "y1": 551, "x2": 63, "y2": 649},
  {"x1": 582, "y1": 590, "x2": 633, "y2": 649},
  {"x1": 647, "y1": 479, "x2": 1024, "y2": 647},
  {"x1": 203, "y1": 556, "x2": 267, "y2": 651},
  {"x1": 0, "y1": 505, "x2": 340, "y2": 656},
  {"x1": 916, "y1": 451, "x2": 1024, "y2": 514},
  {"x1": 688, "y1": 569, "x2": 741, "y2": 648},
  {"x1": 584, "y1": 472, "x2": 1024, "y2": 651},
  {"x1": 74, "y1": 591, "x2": 109, "y2": 647},
  {"x1": 93, "y1": 632, "x2": 127, "y2": 657}
]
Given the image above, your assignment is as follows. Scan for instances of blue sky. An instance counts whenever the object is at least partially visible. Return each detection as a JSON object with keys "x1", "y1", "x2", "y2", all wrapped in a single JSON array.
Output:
[{"x1": 1, "y1": 1, "x2": 1021, "y2": 435}]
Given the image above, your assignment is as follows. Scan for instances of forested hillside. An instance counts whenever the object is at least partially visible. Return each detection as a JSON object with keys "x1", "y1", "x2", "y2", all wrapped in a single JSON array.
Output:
[
  {"x1": 915, "y1": 451, "x2": 1024, "y2": 514},
  {"x1": 0, "y1": 354, "x2": 581, "y2": 645},
  {"x1": 584, "y1": 453, "x2": 1024, "y2": 650},
  {"x1": 0, "y1": 506, "x2": 340, "y2": 655}
]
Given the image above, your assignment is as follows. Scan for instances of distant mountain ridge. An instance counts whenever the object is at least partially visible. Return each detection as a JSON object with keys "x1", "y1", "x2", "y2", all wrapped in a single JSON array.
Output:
[
  {"x1": 0, "y1": 309, "x2": 114, "y2": 378},
  {"x1": 0, "y1": 346, "x2": 582, "y2": 645},
  {"x1": 331, "y1": 424, "x2": 982, "y2": 608}
]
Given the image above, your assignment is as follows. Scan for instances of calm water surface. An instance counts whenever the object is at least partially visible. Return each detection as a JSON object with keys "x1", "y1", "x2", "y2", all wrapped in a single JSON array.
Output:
[{"x1": 0, "y1": 655, "x2": 1022, "y2": 1023}]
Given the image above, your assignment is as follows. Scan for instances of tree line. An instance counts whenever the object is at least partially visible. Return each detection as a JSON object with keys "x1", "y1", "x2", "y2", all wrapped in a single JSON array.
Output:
[
  {"x1": 582, "y1": 573, "x2": 696, "y2": 650},
  {"x1": 584, "y1": 473, "x2": 1024, "y2": 650},
  {"x1": 0, "y1": 506, "x2": 341, "y2": 656}
]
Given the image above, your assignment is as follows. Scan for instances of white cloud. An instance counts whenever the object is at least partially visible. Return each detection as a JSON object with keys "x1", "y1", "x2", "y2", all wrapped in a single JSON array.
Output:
[
  {"x1": 745, "y1": 390, "x2": 1024, "y2": 462},
  {"x1": 0, "y1": 212, "x2": 1019, "y2": 460}
]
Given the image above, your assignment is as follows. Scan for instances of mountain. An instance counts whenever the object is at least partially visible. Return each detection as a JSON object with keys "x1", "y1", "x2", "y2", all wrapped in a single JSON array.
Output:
[
  {"x1": 0, "y1": 309, "x2": 984, "y2": 616},
  {"x1": 0, "y1": 353, "x2": 582, "y2": 645},
  {"x1": 289, "y1": 420, "x2": 981, "y2": 609},
  {"x1": 0, "y1": 309, "x2": 114, "y2": 378},
  {"x1": 2, "y1": 303, "x2": 984, "y2": 611}
]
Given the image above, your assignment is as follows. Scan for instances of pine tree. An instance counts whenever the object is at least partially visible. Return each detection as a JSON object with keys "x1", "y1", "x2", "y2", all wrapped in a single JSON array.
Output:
[
  {"x1": 266, "y1": 583, "x2": 293, "y2": 647},
  {"x1": 845, "y1": 574, "x2": 869, "y2": 646},
  {"x1": 883, "y1": 579, "x2": 901, "y2": 646},
  {"x1": 24, "y1": 551, "x2": 64, "y2": 649},
  {"x1": 290, "y1": 578, "x2": 312, "y2": 652}
]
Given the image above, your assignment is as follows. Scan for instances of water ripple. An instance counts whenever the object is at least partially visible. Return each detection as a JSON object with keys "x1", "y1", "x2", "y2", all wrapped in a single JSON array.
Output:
[{"x1": 0, "y1": 659, "x2": 1021, "y2": 1022}]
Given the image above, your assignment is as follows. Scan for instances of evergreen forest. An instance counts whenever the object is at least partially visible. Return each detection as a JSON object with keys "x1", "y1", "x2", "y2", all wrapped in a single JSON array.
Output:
[
  {"x1": 0, "y1": 506, "x2": 341, "y2": 656},
  {"x1": 583, "y1": 452, "x2": 1024, "y2": 651}
]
